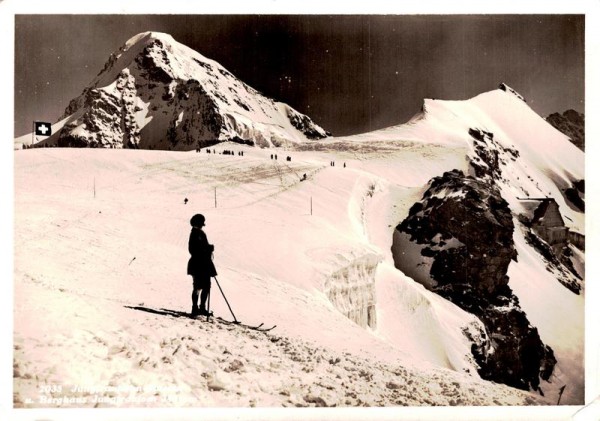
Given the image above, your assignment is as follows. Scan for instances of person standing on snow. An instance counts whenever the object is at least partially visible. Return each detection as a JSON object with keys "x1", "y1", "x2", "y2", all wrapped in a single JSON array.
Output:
[{"x1": 187, "y1": 214, "x2": 217, "y2": 317}]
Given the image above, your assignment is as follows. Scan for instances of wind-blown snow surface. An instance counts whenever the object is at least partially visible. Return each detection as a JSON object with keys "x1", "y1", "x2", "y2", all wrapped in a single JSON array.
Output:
[{"x1": 13, "y1": 88, "x2": 583, "y2": 408}]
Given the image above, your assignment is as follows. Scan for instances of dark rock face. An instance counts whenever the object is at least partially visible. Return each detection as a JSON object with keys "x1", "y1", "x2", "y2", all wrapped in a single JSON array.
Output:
[
  {"x1": 61, "y1": 88, "x2": 88, "y2": 121},
  {"x1": 468, "y1": 128, "x2": 519, "y2": 182},
  {"x1": 546, "y1": 110, "x2": 585, "y2": 151},
  {"x1": 469, "y1": 287, "x2": 555, "y2": 391},
  {"x1": 57, "y1": 70, "x2": 141, "y2": 148},
  {"x1": 399, "y1": 169, "x2": 516, "y2": 296},
  {"x1": 135, "y1": 40, "x2": 175, "y2": 84},
  {"x1": 564, "y1": 187, "x2": 585, "y2": 212},
  {"x1": 524, "y1": 230, "x2": 582, "y2": 294},
  {"x1": 394, "y1": 168, "x2": 556, "y2": 393},
  {"x1": 167, "y1": 80, "x2": 224, "y2": 148},
  {"x1": 447, "y1": 284, "x2": 556, "y2": 391},
  {"x1": 57, "y1": 130, "x2": 91, "y2": 148},
  {"x1": 563, "y1": 179, "x2": 585, "y2": 212},
  {"x1": 230, "y1": 136, "x2": 255, "y2": 146},
  {"x1": 286, "y1": 108, "x2": 329, "y2": 140},
  {"x1": 498, "y1": 83, "x2": 526, "y2": 102}
]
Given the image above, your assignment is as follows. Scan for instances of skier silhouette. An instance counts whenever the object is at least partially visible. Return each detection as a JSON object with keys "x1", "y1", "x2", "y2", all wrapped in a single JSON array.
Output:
[{"x1": 187, "y1": 214, "x2": 217, "y2": 317}]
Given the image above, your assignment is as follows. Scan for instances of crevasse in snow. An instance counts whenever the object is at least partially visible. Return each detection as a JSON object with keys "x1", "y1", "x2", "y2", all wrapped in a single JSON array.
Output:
[{"x1": 323, "y1": 253, "x2": 380, "y2": 328}]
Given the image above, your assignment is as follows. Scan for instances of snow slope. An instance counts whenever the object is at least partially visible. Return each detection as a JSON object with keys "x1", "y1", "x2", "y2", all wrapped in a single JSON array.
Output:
[
  {"x1": 13, "y1": 87, "x2": 584, "y2": 409},
  {"x1": 13, "y1": 144, "x2": 545, "y2": 408},
  {"x1": 333, "y1": 86, "x2": 585, "y2": 403},
  {"x1": 300, "y1": 86, "x2": 586, "y2": 403}
]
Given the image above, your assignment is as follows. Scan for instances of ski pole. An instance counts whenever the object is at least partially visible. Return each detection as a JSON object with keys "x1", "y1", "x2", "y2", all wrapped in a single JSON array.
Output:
[
  {"x1": 214, "y1": 276, "x2": 239, "y2": 323},
  {"x1": 557, "y1": 385, "x2": 566, "y2": 405}
]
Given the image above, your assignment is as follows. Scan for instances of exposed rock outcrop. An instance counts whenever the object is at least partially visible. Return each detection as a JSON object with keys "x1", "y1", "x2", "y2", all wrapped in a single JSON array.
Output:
[
  {"x1": 286, "y1": 106, "x2": 332, "y2": 139},
  {"x1": 468, "y1": 128, "x2": 519, "y2": 182},
  {"x1": 523, "y1": 229, "x2": 582, "y2": 294},
  {"x1": 563, "y1": 179, "x2": 585, "y2": 212},
  {"x1": 58, "y1": 69, "x2": 141, "y2": 148},
  {"x1": 546, "y1": 109, "x2": 584, "y2": 151},
  {"x1": 498, "y1": 83, "x2": 526, "y2": 102},
  {"x1": 397, "y1": 169, "x2": 516, "y2": 296},
  {"x1": 393, "y1": 167, "x2": 556, "y2": 392},
  {"x1": 165, "y1": 80, "x2": 224, "y2": 149}
]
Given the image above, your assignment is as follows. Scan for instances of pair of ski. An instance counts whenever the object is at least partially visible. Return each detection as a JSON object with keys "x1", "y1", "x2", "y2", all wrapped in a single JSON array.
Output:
[
  {"x1": 195, "y1": 312, "x2": 277, "y2": 332},
  {"x1": 191, "y1": 311, "x2": 276, "y2": 332}
]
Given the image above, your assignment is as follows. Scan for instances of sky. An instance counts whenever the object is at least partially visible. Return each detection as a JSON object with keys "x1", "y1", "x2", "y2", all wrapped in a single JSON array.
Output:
[{"x1": 14, "y1": 14, "x2": 584, "y2": 137}]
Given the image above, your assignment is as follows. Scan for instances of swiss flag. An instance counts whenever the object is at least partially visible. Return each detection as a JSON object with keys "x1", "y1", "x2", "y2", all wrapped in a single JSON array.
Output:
[{"x1": 34, "y1": 122, "x2": 52, "y2": 137}]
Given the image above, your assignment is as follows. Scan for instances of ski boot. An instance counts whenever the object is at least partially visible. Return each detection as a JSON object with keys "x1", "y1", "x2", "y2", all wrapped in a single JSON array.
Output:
[{"x1": 199, "y1": 308, "x2": 213, "y2": 317}]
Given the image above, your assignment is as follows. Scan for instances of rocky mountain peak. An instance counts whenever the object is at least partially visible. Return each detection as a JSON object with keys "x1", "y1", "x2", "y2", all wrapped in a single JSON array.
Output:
[{"x1": 44, "y1": 32, "x2": 329, "y2": 150}]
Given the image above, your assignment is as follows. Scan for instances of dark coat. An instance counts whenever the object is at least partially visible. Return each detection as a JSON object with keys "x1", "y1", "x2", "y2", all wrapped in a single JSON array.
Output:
[{"x1": 187, "y1": 227, "x2": 217, "y2": 277}]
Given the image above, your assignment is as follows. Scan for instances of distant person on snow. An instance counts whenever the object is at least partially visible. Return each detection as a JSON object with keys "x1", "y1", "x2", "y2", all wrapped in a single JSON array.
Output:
[{"x1": 187, "y1": 214, "x2": 217, "y2": 317}]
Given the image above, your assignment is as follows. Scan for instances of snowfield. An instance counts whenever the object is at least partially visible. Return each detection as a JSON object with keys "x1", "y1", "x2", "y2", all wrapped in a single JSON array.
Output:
[{"x1": 12, "y1": 89, "x2": 586, "y2": 415}]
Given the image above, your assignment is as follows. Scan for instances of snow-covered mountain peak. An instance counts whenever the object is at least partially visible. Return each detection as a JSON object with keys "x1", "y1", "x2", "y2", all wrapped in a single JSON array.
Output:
[
  {"x1": 92, "y1": 31, "x2": 213, "y2": 86},
  {"x1": 116, "y1": 31, "x2": 177, "y2": 56},
  {"x1": 36, "y1": 32, "x2": 329, "y2": 150},
  {"x1": 126, "y1": 31, "x2": 176, "y2": 46}
]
